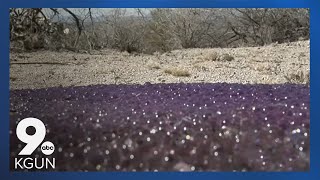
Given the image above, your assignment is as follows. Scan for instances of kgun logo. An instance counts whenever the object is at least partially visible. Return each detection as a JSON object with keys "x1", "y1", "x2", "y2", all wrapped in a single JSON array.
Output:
[{"x1": 15, "y1": 117, "x2": 56, "y2": 170}]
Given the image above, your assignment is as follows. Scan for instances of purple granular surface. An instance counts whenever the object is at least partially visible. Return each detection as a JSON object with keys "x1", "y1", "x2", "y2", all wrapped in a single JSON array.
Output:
[{"x1": 10, "y1": 83, "x2": 310, "y2": 171}]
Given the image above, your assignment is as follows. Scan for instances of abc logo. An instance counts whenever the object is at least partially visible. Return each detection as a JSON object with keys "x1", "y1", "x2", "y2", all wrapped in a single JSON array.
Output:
[
  {"x1": 41, "y1": 141, "x2": 55, "y2": 155},
  {"x1": 16, "y1": 117, "x2": 55, "y2": 156}
]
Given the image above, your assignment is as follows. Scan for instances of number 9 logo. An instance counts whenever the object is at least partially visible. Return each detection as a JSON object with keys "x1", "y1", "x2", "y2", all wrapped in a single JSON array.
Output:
[{"x1": 16, "y1": 117, "x2": 54, "y2": 155}]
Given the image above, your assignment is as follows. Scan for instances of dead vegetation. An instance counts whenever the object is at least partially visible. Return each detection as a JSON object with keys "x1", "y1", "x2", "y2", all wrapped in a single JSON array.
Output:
[
  {"x1": 195, "y1": 51, "x2": 235, "y2": 63},
  {"x1": 285, "y1": 71, "x2": 310, "y2": 85},
  {"x1": 146, "y1": 60, "x2": 161, "y2": 70},
  {"x1": 201, "y1": 51, "x2": 219, "y2": 61},
  {"x1": 9, "y1": 8, "x2": 310, "y2": 89},
  {"x1": 164, "y1": 68, "x2": 191, "y2": 77},
  {"x1": 193, "y1": 64, "x2": 210, "y2": 72},
  {"x1": 220, "y1": 53, "x2": 235, "y2": 61},
  {"x1": 10, "y1": 8, "x2": 309, "y2": 54},
  {"x1": 252, "y1": 63, "x2": 272, "y2": 72}
]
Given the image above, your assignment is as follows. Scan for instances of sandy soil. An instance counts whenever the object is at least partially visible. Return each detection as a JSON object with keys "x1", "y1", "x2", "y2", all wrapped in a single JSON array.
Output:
[{"x1": 10, "y1": 40, "x2": 310, "y2": 90}]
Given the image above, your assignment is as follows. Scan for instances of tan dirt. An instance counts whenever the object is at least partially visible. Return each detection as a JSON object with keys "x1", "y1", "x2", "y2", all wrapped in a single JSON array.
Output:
[{"x1": 10, "y1": 40, "x2": 310, "y2": 90}]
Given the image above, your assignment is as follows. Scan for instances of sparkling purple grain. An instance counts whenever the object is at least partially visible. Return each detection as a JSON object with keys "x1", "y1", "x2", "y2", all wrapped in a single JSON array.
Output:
[{"x1": 10, "y1": 83, "x2": 309, "y2": 171}]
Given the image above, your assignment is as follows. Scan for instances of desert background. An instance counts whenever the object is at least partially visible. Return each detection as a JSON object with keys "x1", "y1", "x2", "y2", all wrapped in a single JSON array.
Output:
[{"x1": 9, "y1": 8, "x2": 309, "y2": 89}]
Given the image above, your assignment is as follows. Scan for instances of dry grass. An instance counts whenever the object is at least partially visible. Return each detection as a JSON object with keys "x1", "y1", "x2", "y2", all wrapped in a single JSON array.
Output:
[
  {"x1": 10, "y1": 76, "x2": 17, "y2": 81},
  {"x1": 252, "y1": 63, "x2": 271, "y2": 72},
  {"x1": 220, "y1": 53, "x2": 235, "y2": 61},
  {"x1": 164, "y1": 68, "x2": 191, "y2": 77},
  {"x1": 196, "y1": 51, "x2": 234, "y2": 63},
  {"x1": 202, "y1": 51, "x2": 219, "y2": 61},
  {"x1": 284, "y1": 71, "x2": 310, "y2": 85},
  {"x1": 193, "y1": 64, "x2": 209, "y2": 71},
  {"x1": 147, "y1": 60, "x2": 161, "y2": 70},
  {"x1": 193, "y1": 51, "x2": 218, "y2": 64}
]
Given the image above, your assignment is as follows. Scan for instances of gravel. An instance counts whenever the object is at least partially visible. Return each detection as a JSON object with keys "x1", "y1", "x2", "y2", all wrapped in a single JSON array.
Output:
[{"x1": 10, "y1": 40, "x2": 309, "y2": 90}]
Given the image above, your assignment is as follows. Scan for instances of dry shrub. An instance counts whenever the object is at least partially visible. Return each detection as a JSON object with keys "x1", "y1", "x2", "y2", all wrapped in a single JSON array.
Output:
[
  {"x1": 164, "y1": 68, "x2": 191, "y2": 77},
  {"x1": 198, "y1": 52, "x2": 235, "y2": 62},
  {"x1": 10, "y1": 8, "x2": 309, "y2": 53},
  {"x1": 220, "y1": 53, "x2": 235, "y2": 61},
  {"x1": 147, "y1": 60, "x2": 161, "y2": 70},
  {"x1": 23, "y1": 34, "x2": 46, "y2": 51},
  {"x1": 284, "y1": 71, "x2": 310, "y2": 85},
  {"x1": 253, "y1": 63, "x2": 271, "y2": 71},
  {"x1": 202, "y1": 51, "x2": 219, "y2": 61},
  {"x1": 193, "y1": 64, "x2": 209, "y2": 71}
]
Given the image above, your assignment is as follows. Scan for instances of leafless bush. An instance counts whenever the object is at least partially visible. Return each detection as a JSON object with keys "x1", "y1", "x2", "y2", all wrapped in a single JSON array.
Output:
[
  {"x1": 10, "y1": 8, "x2": 67, "y2": 51},
  {"x1": 104, "y1": 9, "x2": 148, "y2": 53},
  {"x1": 146, "y1": 9, "x2": 227, "y2": 50},
  {"x1": 226, "y1": 8, "x2": 309, "y2": 46},
  {"x1": 144, "y1": 9, "x2": 182, "y2": 53},
  {"x1": 10, "y1": 8, "x2": 309, "y2": 53}
]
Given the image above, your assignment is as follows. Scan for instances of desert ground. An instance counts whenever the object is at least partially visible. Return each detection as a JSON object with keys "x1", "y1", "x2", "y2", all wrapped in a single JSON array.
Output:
[
  {"x1": 10, "y1": 40, "x2": 309, "y2": 90},
  {"x1": 9, "y1": 40, "x2": 310, "y2": 171}
]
